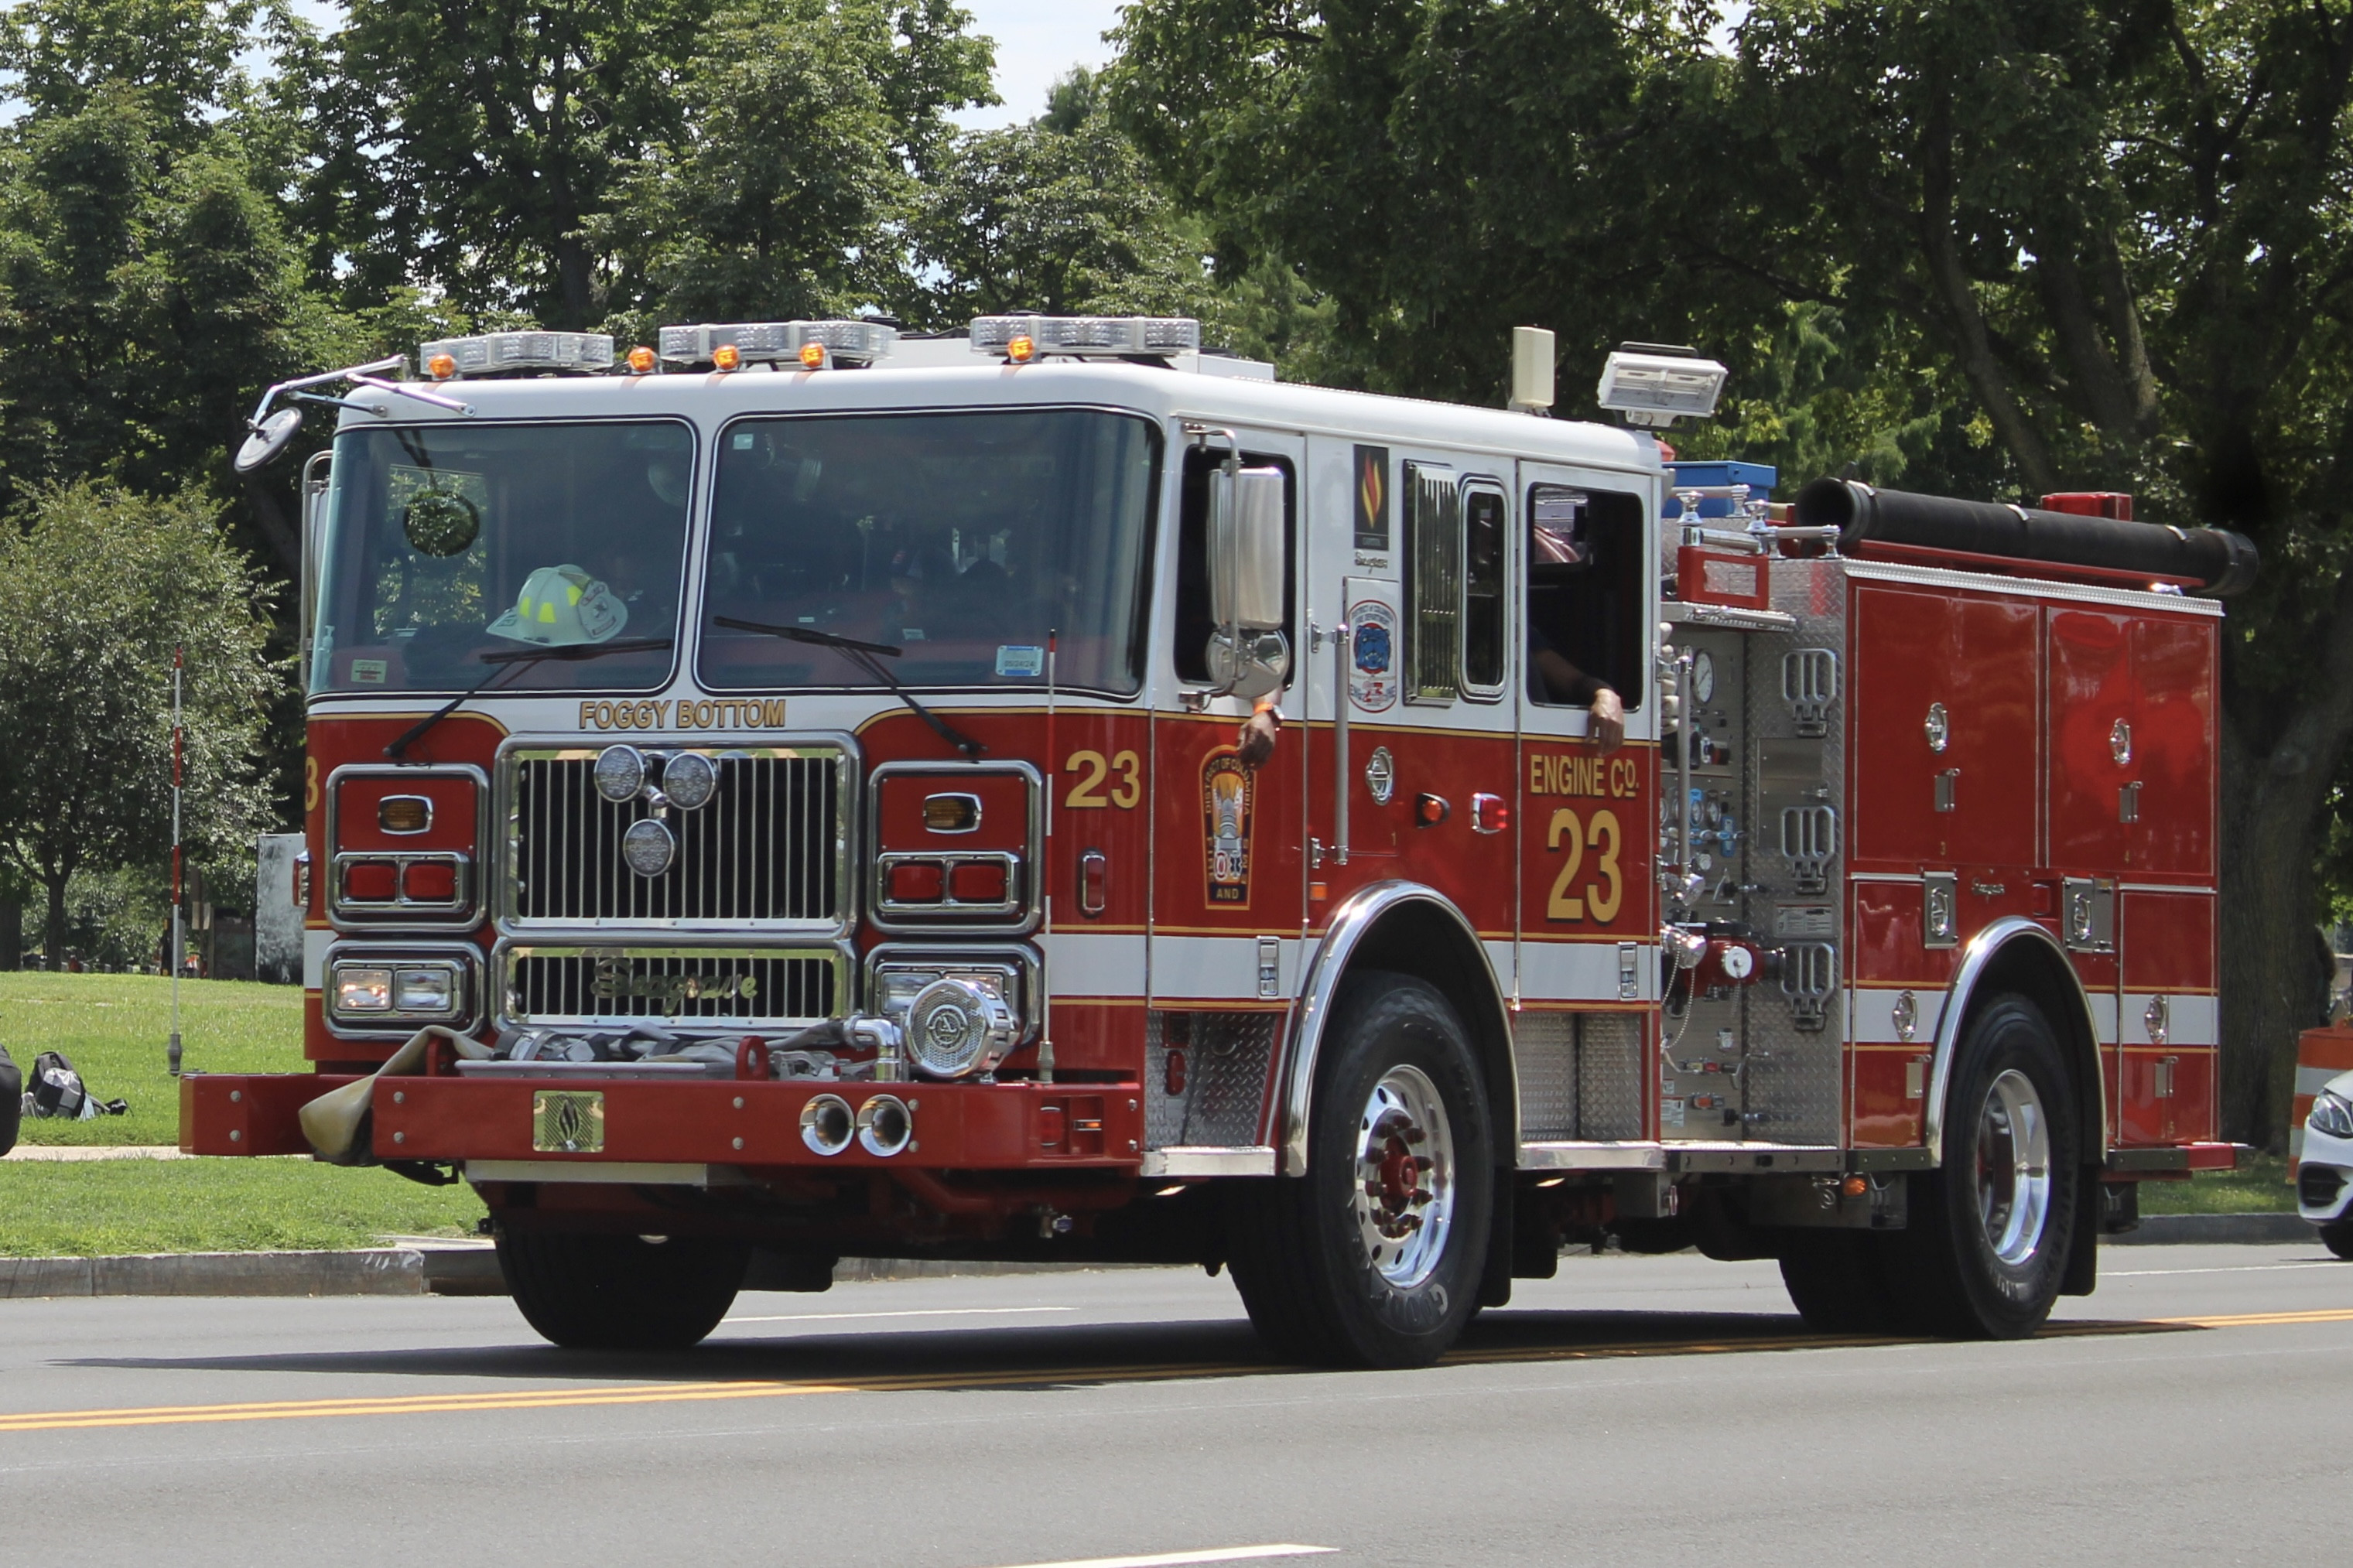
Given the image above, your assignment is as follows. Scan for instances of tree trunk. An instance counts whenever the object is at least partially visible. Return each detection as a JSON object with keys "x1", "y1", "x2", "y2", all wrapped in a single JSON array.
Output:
[
  {"x1": 41, "y1": 872, "x2": 68, "y2": 971},
  {"x1": 2219, "y1": 732, "x2": 2332, "y2": 1150}
]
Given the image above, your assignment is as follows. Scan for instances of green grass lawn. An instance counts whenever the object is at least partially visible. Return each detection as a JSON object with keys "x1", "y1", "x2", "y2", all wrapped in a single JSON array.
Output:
[
  {"x1": 2, "y1": 970, "x2": 303, "y2": 1146},
  {"x1": 0, "y1": 1158, "x2": 484, "y2": 1256},
  {"x1": 0, "y1": 972, "x2": 484, "y2": 1255},
  {"x1": 2136, "y1": 1150, "x2": 2296, "y2": 1214}
]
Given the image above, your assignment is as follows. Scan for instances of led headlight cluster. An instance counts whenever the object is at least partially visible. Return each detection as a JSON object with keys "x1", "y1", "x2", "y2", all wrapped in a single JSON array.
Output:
[
  {"x1": 595, "y1": 745, "x2": 722, "y2": 878},
  {"x1": 2311, "y1": 1088, "x2": 2353, "y2": 1139}
]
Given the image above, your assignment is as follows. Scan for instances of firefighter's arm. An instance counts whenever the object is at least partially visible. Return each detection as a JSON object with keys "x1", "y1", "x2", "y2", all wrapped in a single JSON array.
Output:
[
  {"x1": 1238, "y1": 693, "x2": 1281, "y2": 767},
  {"x1": 1587, "y1": 685, "x2": 1625, "y2": 754}
]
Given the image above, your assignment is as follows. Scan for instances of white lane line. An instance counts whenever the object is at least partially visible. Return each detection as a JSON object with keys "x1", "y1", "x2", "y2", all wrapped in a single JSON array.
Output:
[
  {"x1": 722, "y1": 1307, "x2": 1080, "y2": 1324},
  {"x1": 980, "y1": 1548, "x2": 1336, "y2": 1568},
  {"x1": 2106, "y1": 1262, "x2": 2343, "y2": 1277}
]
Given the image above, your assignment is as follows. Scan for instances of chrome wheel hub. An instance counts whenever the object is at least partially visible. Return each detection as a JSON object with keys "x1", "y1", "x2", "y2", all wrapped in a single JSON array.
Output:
[
  {"x1": 1975, "y1": 1068, "x2": 2051, "y2": 1266},
  {"x1": 1352, "y1": 1064, "x2": 1456, "y2": 1288}
]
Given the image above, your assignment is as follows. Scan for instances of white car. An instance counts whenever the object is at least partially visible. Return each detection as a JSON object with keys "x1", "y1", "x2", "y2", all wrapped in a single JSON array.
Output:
[{"x1": 2301, "y1": 1068, "x2": 2353, "y2": 1259}]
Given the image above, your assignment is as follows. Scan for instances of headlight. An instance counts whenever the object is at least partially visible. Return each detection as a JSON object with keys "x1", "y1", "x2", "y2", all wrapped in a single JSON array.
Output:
[
  {"x1": 335, "y1": 967, "x2": 392, "y2": 1012},
  {"x1": 393, "y1": 967, "x2": 455, "y2": 1012},
  {"x1": 2310, "y1": 1089, "x2": 2353, "y2": 1139}
]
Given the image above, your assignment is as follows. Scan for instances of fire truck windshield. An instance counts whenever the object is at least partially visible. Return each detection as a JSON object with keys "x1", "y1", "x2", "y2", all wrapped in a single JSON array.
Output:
[
  {"x1": 701, "y1": 408, "x2": 1159, "y2": 695},
  {"x1": 310, "y1": 419, "x2": 693, "y2": 695}
]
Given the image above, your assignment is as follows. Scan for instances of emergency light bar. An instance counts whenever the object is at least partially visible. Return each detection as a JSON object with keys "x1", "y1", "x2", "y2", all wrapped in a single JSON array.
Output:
[
  {"x1": 658, "y1": 319, "x2": 898, "y2": 368},
  {"x1": 1595, "y1": 343, "x2": 1729, "y2": 428},
  {"x1": 970, "y1": 315, "x2": 1201, "y2": 359},
  {"x1": 419, "y1": 332, "x2": 615, "y2": 379}
]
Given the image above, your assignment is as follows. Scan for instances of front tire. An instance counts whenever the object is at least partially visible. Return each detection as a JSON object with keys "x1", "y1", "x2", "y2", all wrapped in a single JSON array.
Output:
[
  {"x1": 1227, "y1": 972, "x2": 1494, "y2": 1368},
  {"x1": 2319, "y1": 1221, "x2": 2353, "y2": 1261},
  {"x1": 497, "y1": 1230, "x2": 748, "y2": 1350},
  {"x1": 1889, "y1": 994, "x2": 2080, "y2": 1338}
]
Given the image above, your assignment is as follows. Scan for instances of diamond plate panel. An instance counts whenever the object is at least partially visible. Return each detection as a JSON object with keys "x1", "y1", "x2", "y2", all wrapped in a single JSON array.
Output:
[
  {"x1": 1145, "y1": 1010, "x2": 1281, "y2": 1150},
  {"x1": 1577, "y1": 1013, "x2": 1646, "y2": 1139},
  {"x1": 1512, "y1": 1012, "x2": 1578, "y2": 1141}
]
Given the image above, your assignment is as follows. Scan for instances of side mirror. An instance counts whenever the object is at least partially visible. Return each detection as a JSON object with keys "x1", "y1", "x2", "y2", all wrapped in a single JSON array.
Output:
[
  {"x1": 235, "y1": 407, "x2": 303, "y2": 474},
  {"x1": 1209, "y1": 465, "x2": 1286, "y2": 632}
]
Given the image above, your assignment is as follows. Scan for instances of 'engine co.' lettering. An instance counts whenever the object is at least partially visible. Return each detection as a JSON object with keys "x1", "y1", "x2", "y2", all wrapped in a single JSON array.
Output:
[
  {"x1": 578, "y1": 697, "x2": 788, "y2": 731},
  {"x1": 1527, "y1": 752, "x2": 1641, "y2": 799}
]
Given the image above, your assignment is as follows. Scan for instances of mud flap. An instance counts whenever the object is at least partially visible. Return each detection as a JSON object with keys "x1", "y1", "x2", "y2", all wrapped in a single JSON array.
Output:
[
  {"x1": 1479, "y1": 1167, "x2": 1515, "y2": 1308},
  {"x1": 2061, "y1": 1163, "x2": 2098, "y2": 1296}
]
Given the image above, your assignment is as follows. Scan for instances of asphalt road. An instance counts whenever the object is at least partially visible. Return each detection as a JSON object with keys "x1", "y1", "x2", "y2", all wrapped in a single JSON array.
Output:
[{"x1": 3, "y1": 1242, "x2": 2348, "y2": 1568}]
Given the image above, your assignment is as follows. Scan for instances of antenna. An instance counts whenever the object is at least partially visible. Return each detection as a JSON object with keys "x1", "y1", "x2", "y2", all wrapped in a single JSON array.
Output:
[{"x1": 167, "y1": 647, "x2": 183, "y2": 1077}]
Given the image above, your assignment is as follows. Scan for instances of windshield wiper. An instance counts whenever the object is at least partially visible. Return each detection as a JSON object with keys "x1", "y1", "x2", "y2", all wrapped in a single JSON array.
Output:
[
  {"x1": 384, "y1": 636, "x2": 675, "y2": 760},
  {"x1": 714, "y1": 616, "x2": 984, "y2": 759}
]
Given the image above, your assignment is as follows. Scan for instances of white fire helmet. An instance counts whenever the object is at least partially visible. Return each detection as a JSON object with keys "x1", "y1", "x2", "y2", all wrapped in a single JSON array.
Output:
[{"x1": 486, "y1": 564, "x2": 628, "y2": 646}]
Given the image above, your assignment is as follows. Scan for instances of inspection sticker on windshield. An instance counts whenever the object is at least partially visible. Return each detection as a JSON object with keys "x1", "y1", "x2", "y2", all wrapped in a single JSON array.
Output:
[{"x1": 995, "y1": 645, "x2": 1045, "y2": 677}]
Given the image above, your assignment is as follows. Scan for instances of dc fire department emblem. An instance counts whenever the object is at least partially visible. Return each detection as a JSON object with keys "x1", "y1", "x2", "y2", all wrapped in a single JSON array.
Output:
[{"x1": 1202, "y1": 751, "x2": 1257, "y2": 907}]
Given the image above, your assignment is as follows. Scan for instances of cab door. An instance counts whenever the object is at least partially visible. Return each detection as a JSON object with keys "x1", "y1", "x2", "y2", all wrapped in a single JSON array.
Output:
[{"x1": 1148, "y1": 429, "x2": 1308, "y2": 1014}]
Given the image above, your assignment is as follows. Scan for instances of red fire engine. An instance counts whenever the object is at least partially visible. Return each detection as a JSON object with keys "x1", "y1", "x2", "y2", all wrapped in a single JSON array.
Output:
[{"x1": 195, "y1": 319, "x2": 2256, "y2": 1366}]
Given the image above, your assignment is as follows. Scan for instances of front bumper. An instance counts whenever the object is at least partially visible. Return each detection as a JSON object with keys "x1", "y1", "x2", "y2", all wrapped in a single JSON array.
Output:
[
  {"x1": 2299, "y1": 1122, "x2": 2353, "y2": 1224},
  {"x1": 183, "y1": 1070, "x2": 1145, "y2": 1173}
]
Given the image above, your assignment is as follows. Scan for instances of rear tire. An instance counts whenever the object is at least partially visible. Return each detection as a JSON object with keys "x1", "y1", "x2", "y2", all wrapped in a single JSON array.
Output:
[
  {"x1": 1226, "y1": 972, "x2": 1493, "y2": 1368},
  {"x1": 1887, "y1": 994, "x2": 2080, "y2": 1338},
  {"x1": 1777, "y1": 1229, "x2": 1899, "y2": 1333},
  {"x1": 2319, "y1": 1221, "x2": 2353, "y2": 1261},
  {"x1": 497, "y1": 1230, "x2": 747, "y2": 1350}
]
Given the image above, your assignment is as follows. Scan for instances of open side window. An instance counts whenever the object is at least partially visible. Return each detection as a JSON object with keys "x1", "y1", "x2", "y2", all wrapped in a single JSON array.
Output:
[
  {"x1": 1525, "y1": 483, "x2": 1644, "y2": 711},
  {"x1": 1404, "y1": 462, "x2": 1459, "y2": 705}
]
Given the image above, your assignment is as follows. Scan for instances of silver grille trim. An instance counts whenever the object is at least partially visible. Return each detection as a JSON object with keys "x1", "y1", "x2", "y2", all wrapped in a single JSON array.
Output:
[
  {"x1": 500, "y1": 742, "x2": 853, "y2": 933},
  {"x1": 497, "y1": 943, "x2": 847, "y2": 1031}
]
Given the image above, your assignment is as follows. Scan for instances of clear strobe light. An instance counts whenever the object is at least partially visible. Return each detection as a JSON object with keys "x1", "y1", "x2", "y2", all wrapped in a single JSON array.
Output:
[
  {"x1": 969, "y1": 315, "x2": 1201, "y2": 357},
  {"x1": 658, "y1": 319, "x2": 898, "y2": 367},
  {"x1": 418, "y1": 332, "x2": 616, "y2": 377}
]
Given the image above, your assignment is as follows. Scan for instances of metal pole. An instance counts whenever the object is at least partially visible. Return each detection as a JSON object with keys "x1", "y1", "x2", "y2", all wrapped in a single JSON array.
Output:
[{"x1": 168, "y1": 647, "x2": 183, "y2": 1077}]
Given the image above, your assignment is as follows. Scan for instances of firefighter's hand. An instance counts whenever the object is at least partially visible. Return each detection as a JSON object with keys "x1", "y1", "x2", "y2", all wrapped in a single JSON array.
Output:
[
  {"x1": 1589, "y1": 688, "x2": 1625, "y2": 754},
  {"x1": 1237, "y1": 705, "x2": 1281, "y2": 767}
]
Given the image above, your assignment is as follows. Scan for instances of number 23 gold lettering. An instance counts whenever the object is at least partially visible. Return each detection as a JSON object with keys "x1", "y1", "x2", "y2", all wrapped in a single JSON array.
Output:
[
  {"x1": 1544, "y1": 807, "x2": 1623, "y2": 924},
  {"x1": 1065, "y1": 749, "x2": 1141, "y2": 808}
]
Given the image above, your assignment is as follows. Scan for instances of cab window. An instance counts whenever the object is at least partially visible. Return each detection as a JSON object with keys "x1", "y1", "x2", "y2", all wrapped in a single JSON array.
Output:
[{"x1": 1525, "y1": 483, "x2": 1644, "y2": 711}]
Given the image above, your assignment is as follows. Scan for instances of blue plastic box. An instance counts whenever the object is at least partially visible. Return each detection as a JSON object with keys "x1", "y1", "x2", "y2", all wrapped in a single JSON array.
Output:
[{"x1": 1664, "y1": 459, "x2": 1777, "y2": 519}]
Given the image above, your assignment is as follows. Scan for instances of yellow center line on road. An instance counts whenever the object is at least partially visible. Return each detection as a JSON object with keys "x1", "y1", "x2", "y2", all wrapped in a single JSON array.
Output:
[{"x1": 5, "y1": 1307, "x2": 2349, "y2": 1435}]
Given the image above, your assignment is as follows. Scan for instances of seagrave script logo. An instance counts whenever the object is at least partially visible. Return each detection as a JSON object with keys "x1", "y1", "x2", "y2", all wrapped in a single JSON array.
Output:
[{"x1": 590, "y1": 951, "x2": 760, "y2": 1009}]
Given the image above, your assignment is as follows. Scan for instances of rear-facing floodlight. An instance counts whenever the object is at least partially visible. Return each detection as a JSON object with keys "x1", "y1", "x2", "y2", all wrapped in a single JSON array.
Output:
[
  {"x1": 419, "y1": 332, "x2": 615, "y2": 379},
  {"x1": 970, "y1": 315, "x2": 1201, "y2": 359},
  {"x1": 1595, "y1": 343, "x2": 1729, "y2": 428},
  {"x1": 658, "y1": 319, "x2": 898, "y2": 368}
]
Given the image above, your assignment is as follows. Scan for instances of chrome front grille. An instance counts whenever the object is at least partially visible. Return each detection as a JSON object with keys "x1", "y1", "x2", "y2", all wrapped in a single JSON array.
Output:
[
  {"x1": 503, "y1": 746, "x2": 850, "y2": 931},
  {"x1": 500, "y1": 945, "x2": 843, "y2": 1029}
]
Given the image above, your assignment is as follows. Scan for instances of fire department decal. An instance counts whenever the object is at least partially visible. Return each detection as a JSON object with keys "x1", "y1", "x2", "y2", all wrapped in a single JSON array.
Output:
[
  {"x1": 1348, "y1": 599, "x2": 1399, "y2": 712},
  {"x1": 1353, "y1": 445, "x2": 1390, "y2": 551},
  {"x1": 1202, "y1": 751, "x2": 1257, "y2": 907}
]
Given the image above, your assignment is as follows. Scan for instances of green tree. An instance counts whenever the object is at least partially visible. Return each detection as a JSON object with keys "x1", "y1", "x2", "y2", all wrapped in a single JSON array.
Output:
[
  {"x1": 309, "y1": 0, "x2": 992, "y2": 331},
  {"x1": 911, "y1": 67, "x2": 1216, "y2": 326},
  {"x1": 599, "y1": 1, "x2": 991, "y2": 338},
  {"x1": 0, "y1": 485, "x2": 285, "y2": 965}
]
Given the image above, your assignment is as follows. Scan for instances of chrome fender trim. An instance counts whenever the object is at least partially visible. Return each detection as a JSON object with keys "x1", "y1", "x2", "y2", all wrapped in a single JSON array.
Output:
[
  {"x1": 1922, "y1": 916, "x2": 2107, "y2": 1167},
  {"x1": 1277, "y1": 880, "x2": 1513, "y2": 1177}
]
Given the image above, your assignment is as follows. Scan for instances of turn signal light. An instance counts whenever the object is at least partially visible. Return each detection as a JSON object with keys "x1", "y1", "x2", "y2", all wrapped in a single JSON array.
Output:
[
  {"x1": 343, "y1": 861, "x2": 398, "y2": 901},
  {"x1": 402, "y1": 861, "x2": 457, "y2": 902},
  {"x1": 378, "y1": 796, "x2": 431, "y2": 833},
  {"x1": 1005, "y1": 334, "x2": 1036, "y2": 364},
  {"x1": 712, "y1": 343, "x2": 742, "y2": 371},
  {"x1": 922, "y1": 793, "x2": 980, "y2": 832},
  {"x1": 627, "y1": 345, "x2": 656, "y2": 373},
  {"x1": 1414, "y1": 794, "x2": 1451, "y2": 828},
  {"x1": 888, "y1": 860, "x2": 946, "y2": 903},
  {"x1": 425, "y1": 352, "x2": 457, "y2": 381},
  {"x1": 799, "y1": 341, "x2": 826, "y2": 369},
  {"x1": 949, "y1": 860, "x2": 1008, "y2": 904}
]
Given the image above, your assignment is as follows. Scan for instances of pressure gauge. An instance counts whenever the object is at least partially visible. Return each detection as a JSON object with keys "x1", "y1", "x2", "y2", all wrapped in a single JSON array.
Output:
[{"x1": 1691, "y1": 650, "x2": 1716, "y2": 705}]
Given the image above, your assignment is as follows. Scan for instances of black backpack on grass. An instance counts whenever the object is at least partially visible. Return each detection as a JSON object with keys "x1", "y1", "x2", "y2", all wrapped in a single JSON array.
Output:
[{"x1": 27, "y1": 1050, "x2": 125, "y2": 1121}]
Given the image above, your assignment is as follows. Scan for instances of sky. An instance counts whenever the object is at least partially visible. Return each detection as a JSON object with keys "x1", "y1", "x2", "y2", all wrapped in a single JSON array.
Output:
[{"x1": 952, "y1": 0, "x2": 1130, "y2": 128}]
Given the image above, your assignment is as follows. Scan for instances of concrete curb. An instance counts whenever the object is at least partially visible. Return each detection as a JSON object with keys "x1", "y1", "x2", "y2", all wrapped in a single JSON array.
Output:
[{"x1": 2105, "y1": 1211, "x2": 2316, "y2": 1245}]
